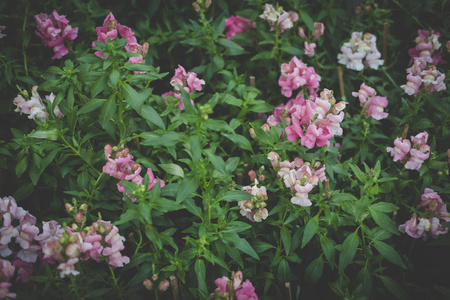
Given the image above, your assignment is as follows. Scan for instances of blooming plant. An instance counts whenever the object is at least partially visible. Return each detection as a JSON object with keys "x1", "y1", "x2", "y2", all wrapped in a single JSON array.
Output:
[{"x1": 0, "y1": 1, "x2": 449, "y2": 300}]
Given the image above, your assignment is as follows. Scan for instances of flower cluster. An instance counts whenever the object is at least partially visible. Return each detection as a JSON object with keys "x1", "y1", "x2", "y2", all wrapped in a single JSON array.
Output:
[
  {"x1": 1, "y1": 196, "x2": 40, "y2": 283},
  {"x1": 298, "y1": 22, "x2": 325, "y2": 57},
  {"x1": 13, "y1": 86, "x2": 63, "y2": 122},
  {"x1": 92, "y1": 13, "x2": 149, "y2": 67},
  {"x1": 268, "y1": 89, "x2": 346, "y2": 149},
  {"x1": 0, "y1": 26, "x2": 6, "y2": 39},
  {"x1": 35, "y1": 10, "x2": 78, "y2": 59},
  {"x1": 224, "y1": 16, "x2": 255, "y2": 40},
  {"x1": 408, "y1": 29, "x2": 444, "y2": 66},
  {"x1": 210, "y1": 271, "x2": 258, "y2": 300},
  {"x1": 239, "y1": 180, "x2": 268, "y2": 223},
  {"x1": 278, "y1": 56, "x2": 321, "y2": 98},
  {"x1": 103, "y1": 144, "x2": 165, "y2": 202},
  {"x1": 0, "y1": 259, "x2": 16, "y2": 299},
  {"x1": 352, "y1": 83, "x2": 389, "y2": 120},
  {"x1": 259, "y1": 4, "x2": 298, "y2": 33},
  {"x1": 162, "y1": 65, "x2": 205, "y2": 110},
  {"x1": 398, "y1": 189, "x2": 449, "y2": 240},
  {"x1": 268, "y1": 152, "x2": 326, "y2": 207},
  {"x1": 337, "y1": 32, "x2": 383, "y2": 71},
  {"x1": 402, "y1": 62, "x2": 445, "y2": 96},
  {"x1": 386, "y1": 131, "x2": 430, "y2": 171}
]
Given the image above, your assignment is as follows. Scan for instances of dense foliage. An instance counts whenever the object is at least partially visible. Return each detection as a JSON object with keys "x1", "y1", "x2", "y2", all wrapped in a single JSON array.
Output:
[{"x1": 0, "y1": 0, "x2": 449, "y2": 299}]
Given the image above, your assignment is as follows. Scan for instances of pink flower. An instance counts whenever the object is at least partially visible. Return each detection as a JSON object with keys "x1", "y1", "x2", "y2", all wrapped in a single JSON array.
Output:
[
  {"x1": 224, "y1": 16, "x2": 255, "y2": 40},
  {"x1": 364, "y1": 95, "x2": 389, "y2": 120},
  {"x1": 401, "y1": 73, "x2": 422, "y2": 96},
  {"x1": 398, "y1": 216, "x2": 426, "y2": 238},
  {"x1": 420, "y1": 66, "x2": 446, "y2": 94},
  {"x1": 277, "y1": 11, "x2": 298, "y2": 33},
  {"x1": 313, "y1": 22, "x2": 325, "y2": 39},
  {"x1": 146, "y1": 168, "x2": 165, "y2": 191},
  {"x1": 411, "y1": 131, "x2": 428, "y2": 147},
  {"x1": 386, "y1": 138, "x2": 411, "y2": 162},
  {"x1": 0, "y1": 25, "x2": 6, "y2": 39},
  {"x1": 260, "y1": 4, "x2": 297, "y2": 33},
  {"x1": 158, "y1": 279, "x2": 170, "y2": 292},
  {"x1": 57, "y1": 258, "x2": 79, "y2": 278},
  {"x1": 267, "y1": 152, "x2": 280, "y2": 170},
  {"x1": 12, "y1": 259, "x2": 33, "y2": 283},
  {"x1": 338, "y1": 32, "x2": 383, "y2": 70},
  {"x1": 420, "y1": 188, "x2": 450, "y2": 222},
  {"x1": 405, "y1": 145, "x2": 430, "y2": 171},
  {"x1": 0, "y1": 259, "x2": 15, "y2": 281},
  {"x1": 259, "y1": 4, "x2": 280, "y2": 27},
  {"x1": 235, "y1": 281, "x2": 258, "y2": 300},
  {"x1": 35, "y1": 10, "x2": 78, "y2": 59},
  {"x1": 304, "y1": 42, "x2": 316, "y2": 57},
  {"x1": 0, "y1": 282, "x2": 16, "y2": 299}
]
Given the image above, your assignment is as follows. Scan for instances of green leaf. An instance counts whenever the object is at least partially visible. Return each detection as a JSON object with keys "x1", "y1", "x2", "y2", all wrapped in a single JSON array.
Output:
[
  {"x1": 339, "y1": 230, "x2": 359, "y2": 273},
  {"x1": 223, "y1": 234, "x2": 259, "y2": 260},
  {"x1": 221, "y1": 190, "x2": 253, "y2": 202},
  {"x1": 370, "y1": 202, "x2": 399, "y2": 213},
  {"x1": 77, "y1": 98, "x2": 106, "y2": 115},
  {"x1": 222, "y1": 133, "x2": 253, "y2": 152},
  {"x1": 349, "y1": 164, "x2": 367, "y2": 183},
  {"x1": 109, "y1": 67, "x2": 120, "y2": 86},
  {"x1": 277, "y1": 259, "x2": 292, "y2": 282},
  {"x1": 205, "y1": 149, "x2": 226, "y2": 175},
  {"x1": 28, "y1": 129, "x2": 59, "y2": 141},
  {"x1": 195, "y1": 259, "x2": 209, "y2": 299},
  {"x1": 189, "y1": 135, "x2": 202, "y2": 163},
  {"x1": 140, "y1": 105, "x2": 165, "y2": 129},
  {"x1": 159, "y1": 163, "x2": 184, "y2": 178},
  {"x1": 369, "y1": 208, "x2": 400, "y2": 235},
  {"x1": 280, "y1": 226, "x2": 292, "y2": 255},
  {"x1": 176, "y1": 174, "x2": 200, "y2": 203},
  {"x1": 184, "y1": 198, "x2": 203, "y2": 219},
  {"x1": 299, "y1": 10, "x2": 315, "y2": 32},
  {"x1": 100, "y1": 96, "x2": 116, "y2": 128},
  {"x1": 302, "y1": 216, "x2": 319, "y2": 248},
  {"x1": 320, "y1": 236, "x2": 335, "y2": 269},
  {"x1": 373, "y1": 240, "x2": 406, "y2": 269},
  {"x1": 15, "y1": 157, "x2": 28, "y2": 178},
  {"x1": 90, "y1": 75, "x2": 108, "y2": 98},
  {"x1": 151, "y1": 197, "x2": 184, "y2": 212},
  {"x1": 122, "y1": 82, "x2": 142, "y2": 112},
  {"x1": 114, "y1": 207, "x2": 139, "y2": 225},
  {"x1": 380, "y1": 276, "x2": 406, "y2": 299},
  {"x1": 304, "y1": 256, "x2": 324, "y2": 284}
]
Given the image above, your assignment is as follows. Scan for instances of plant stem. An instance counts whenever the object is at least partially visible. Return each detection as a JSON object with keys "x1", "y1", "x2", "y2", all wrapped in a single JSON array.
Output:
[
  {"x1": 60, "y1": 134, "x2": 101, "y2": 176},
  {"x1": 22, "y1": 0, "x2": 29, "y2": 76},
  {"x1": 109, "y1": 265, "x2": 124, "y2": 299}
]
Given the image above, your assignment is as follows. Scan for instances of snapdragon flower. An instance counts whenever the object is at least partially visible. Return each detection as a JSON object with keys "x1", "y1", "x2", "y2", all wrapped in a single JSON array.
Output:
[
  {"x1": 12, "y1": 86, "x2": 63, "y2": 122},
  {"x1": 386, "y1": 132, "x2": 430, "y2": 171},
  {"x1": 278, "y1": 56, "x2": 321, "y2": 98},
  {"x1": 239, "y1": 180, "x2": 268, "y2": 222},
  {"x1": 211, "y1": 271, "x2": 258, "y2": 299},
  {"x1": 260, "y1": 4, "x2": 298, "y2": 33},
  {"x1": 35, "y1": 10, "x2": 78, "y2": 59},
  {"x1": 224, "y1": 16, "x2": 255, "y2": 40},
  {"x1": 352, "y1": 83, "x2": 389, "y2": 120},
  {"x1": 0, "y1": 26, "x2": 6, "y2": 39},
  {"x1": 337, "y1": 32, "x2": 383, "y2": 71}
]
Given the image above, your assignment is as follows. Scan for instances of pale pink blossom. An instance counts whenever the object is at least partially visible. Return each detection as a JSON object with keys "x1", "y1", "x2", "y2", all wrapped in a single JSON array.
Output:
[
  {"x1": 58, "y1": 258, "x2": 79, "y2": 278},
  {"x1": 386, "y1": 138, "x2": 411, "y2": 162},
  {"x1": 304, "y1": 42, "x2": 316, "y2": 57},
  {"x1": 158, "y1": 279, "x2": 170, "y2": 292},
  {"x1": 405, "y1": 145, "x2": 430, "y2": 171},
  {"x1": 313, "y1": 22, "x2": 325, "y2": 39},
  {"x1": 401, "y1": 73, "x2": 422, "y2": 96},
  {"x1": 338, "y1": 32, "x2": 383, "y2": 70},
  {"x1": 0, "y1": 282, "x2": 16, "y2": 299},
  {"x1": 267, "y1": 152, "x2": 280, "y2": 170},
  {"x1": 364, "y1": 95, "x2": 389, "y2": 120},
  {"x1": 398, "y1": 216, "x2": 426, "y2": 239},
  {"x1": 0, "y1": 25, "x2": 6, "y2": 39}
]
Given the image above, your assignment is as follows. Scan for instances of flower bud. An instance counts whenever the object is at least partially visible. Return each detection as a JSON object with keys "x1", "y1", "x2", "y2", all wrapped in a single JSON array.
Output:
[
  {"x1": 261, "y1": 123, "x2": 270, "y2": 134},
  {"x1": 158, "y1": 279, "x2": 170, "y2": 292},
  {"x1": 249, "y1": 128, "x2": 257, "y2": 140},
  {"x1": 192, "y1": 2, "x2": 200, "y2": 11},
  {"x1": 74, "y1": 213, "x2": 85, "y2": 224},
  {"x1": 152, "y1": 274, "x2": 159, "y2": 282},
  {"x1": 79, "y1": 204, "x2": 88, "y2": 214},
  {"x1": 258, "y1": 175, "x2": 265, "y2": 182},
  {"x1": 65, "y1": 203, "x2": 73, "y2": 213},
  {"x1": 143, "y1": 279, "x2": 153, "y2": 290}
]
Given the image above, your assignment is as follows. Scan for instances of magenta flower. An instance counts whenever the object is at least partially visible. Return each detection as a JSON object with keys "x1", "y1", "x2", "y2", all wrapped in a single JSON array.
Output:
[
  {"x1": 278, "y1": 56, "x2": 321, "y2": 98},
  {"x1": 235, "y1": 281, "x2": 258, "y2": 300},
  {"x1": 163, "y1": 65, "x2": 204, "y2": 110},
  {"x1": 224, "y1": 16, "x2": 255, "y2": 40},
  {"x1": 35, "y1": 10, "x2": 78, "y2": 59}
]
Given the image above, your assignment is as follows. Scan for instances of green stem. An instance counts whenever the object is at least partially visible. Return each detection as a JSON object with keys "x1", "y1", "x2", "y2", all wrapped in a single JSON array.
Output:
[
  {"x1": 87, "y1": 172, "x2": 104, "y2": 208},
  {"x1": 391, "y1": 0, "x2": 425, "y2": 29},
  {"x1": 199, "y1": 9, "x2": 216, "y2": 56},
  {"x1": 22, "y1": 1, "x2": 29, "y2": 76},
  {"x1": 134, "y1": 229, "x2": 143, "y2": 255},
  {"x1": 109, "y1": 265, "x2": 124, "y2": 299},
  {"x1": 60, "y1": 134, "x2": 101, "y2": 176}
]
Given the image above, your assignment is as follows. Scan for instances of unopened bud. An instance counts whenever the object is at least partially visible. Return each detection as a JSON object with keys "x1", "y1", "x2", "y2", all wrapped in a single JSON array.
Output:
[
  {"x1": 192, "y1": 2, "x2": 200, "y2": 11},
  {"x1": 74, "y1": 213, "x2": 85, "y2": 224},
  {"x1": 205, "y1": 0, "x2": 211, "y2": 8},
  {"x1": 261, "y1": 123, "x2": 270, "y2": 134},
  {"x1": 79, "y1": 204, "x2": 88, "y2": 213},
  {"x1": 143, "y1": 279, "x2": 153, "y2": 290},
  {"x1": 249, "y1": 128, "x2": 257, "y2": 140},
  {"x1": 65, "y1": 203, "x2": 73, "y2": 213},
  {"x1": 71, "y1": 223, "x2": 79, "y2": 231},
  {"x1": 258, "y1": 175, "x2": 265, "y2": 181},
  {"x1": 152, "y1": 274, "x2": 159, "y2": 282}
]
